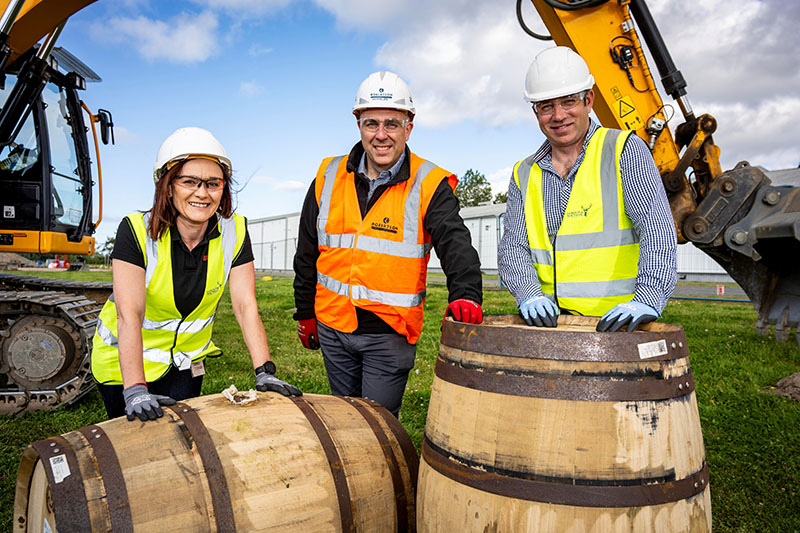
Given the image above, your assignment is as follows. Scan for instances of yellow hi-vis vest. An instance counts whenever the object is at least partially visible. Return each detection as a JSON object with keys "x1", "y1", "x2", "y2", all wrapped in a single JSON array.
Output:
[
  {"x1": 513, "y1": 127, "x2": 639, "y2": 316},
  {"x1": 91, "y1": 212, "x2": 247, "y2": 385},
  {"x1": 313, "y1": 152, "x2": 455, "y2": 344}
]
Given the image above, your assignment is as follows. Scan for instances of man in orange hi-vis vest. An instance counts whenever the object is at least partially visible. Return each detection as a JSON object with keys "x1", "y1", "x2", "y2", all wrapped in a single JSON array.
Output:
[{"x1": 293, "y1": 71, "x2": 483, "y2": 417}]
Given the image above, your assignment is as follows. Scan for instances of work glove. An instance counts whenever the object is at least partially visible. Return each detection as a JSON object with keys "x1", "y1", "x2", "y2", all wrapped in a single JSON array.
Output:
[
  {"x1": 122, "y1": 384, "x2": 176, "y2": 422},
  {"x1": 255, "y1": 362, "x2": 302, "y2": 397},
  {"x1": 596, "y1": 301, "x2": 658, "y2": 332},
  {"x1": 297, "y1": 318, "x2": 320, "y2": 350},
  {"x1": 519, "y1": 296, "x2": 559, "y2": 328},
  {"x1": 444, "y1": 299, "x2": 483, "y2": 324}
]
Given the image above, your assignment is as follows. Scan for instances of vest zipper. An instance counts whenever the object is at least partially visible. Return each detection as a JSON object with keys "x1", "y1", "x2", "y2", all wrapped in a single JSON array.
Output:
[
  {"x1": 551, "y1": 234, "x2": 559, "y2": 307},
  {"x1": 169, "y1": 316, "x2": 186, "y2": 368}
]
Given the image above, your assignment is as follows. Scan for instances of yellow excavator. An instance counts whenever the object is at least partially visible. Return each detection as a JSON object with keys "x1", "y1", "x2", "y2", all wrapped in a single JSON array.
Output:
[
  {"x1": 519, "y1": 0, "x2": 800, "y2": 344},
  {"x1": 0, "y1": 0, "x2": 113, "y2": 414},
  {"x1": 1, "y1": 0, "x2": 797, "y2": 414}
]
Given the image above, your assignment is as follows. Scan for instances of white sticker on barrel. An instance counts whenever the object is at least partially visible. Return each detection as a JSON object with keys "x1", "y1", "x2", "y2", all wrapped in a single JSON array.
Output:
[
  {"x1": 637, "y1": 339, "x2": 668, "y2": 359},
  {"x1": 50, "y1": 454, "x2": 70, "y2": 483}
]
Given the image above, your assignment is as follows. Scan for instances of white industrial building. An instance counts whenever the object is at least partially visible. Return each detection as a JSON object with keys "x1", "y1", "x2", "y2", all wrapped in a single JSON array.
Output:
[{"x1": 247, "y1": 204, "x2": 731, "y2": 282}]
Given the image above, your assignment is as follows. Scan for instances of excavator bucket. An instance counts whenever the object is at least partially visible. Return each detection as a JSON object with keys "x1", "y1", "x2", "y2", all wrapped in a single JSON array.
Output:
[{"x1": 685, "y1": 165, "x2": 800, "y2": 344}]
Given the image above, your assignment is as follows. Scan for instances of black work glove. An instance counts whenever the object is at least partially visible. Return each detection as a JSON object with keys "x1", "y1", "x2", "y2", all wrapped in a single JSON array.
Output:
[{"x1": 255, "y1": 362, "x2": 302, "y2": 396}]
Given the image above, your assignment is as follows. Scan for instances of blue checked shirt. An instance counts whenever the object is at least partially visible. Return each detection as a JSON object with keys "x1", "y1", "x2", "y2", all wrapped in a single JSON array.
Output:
[{"x1": 498, "y1": 119, "x2": 677, "y2": 314}]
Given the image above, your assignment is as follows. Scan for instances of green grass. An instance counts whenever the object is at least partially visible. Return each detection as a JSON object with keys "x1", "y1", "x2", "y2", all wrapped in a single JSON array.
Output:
[{"x1": 1, "y1": 272, "x2": 799, "y2": 531}]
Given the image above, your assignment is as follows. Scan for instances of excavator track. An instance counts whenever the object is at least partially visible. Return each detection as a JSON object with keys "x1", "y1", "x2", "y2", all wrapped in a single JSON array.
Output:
[{"x1": 0, "y1": 273, "x2": 111, "y2": 415}]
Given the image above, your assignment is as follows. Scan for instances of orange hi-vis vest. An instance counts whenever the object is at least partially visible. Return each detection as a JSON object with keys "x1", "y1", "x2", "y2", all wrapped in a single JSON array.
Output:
[{"x1": 314, "y1": 152, "x2": 456, "y2": 344}]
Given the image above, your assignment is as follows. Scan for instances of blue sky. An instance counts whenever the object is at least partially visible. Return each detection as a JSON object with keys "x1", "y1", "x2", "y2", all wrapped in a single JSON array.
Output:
[{"x1": 53, "y1": 0, "x2": 800, "y2": 247}]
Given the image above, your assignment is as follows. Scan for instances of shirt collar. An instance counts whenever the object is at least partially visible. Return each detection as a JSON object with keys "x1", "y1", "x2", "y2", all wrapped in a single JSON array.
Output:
[{"x1": 357, "y1": 150, "x2": 406, "y2": 181}]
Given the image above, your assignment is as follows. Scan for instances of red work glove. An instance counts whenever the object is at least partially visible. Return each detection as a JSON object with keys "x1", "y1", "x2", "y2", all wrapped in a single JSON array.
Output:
[
  {"x1": 444, "y1": 299, "x2": 483, "y2": 325},
  {"x1": 297, "y1": 318, "x2": 320, "y2": 350}
]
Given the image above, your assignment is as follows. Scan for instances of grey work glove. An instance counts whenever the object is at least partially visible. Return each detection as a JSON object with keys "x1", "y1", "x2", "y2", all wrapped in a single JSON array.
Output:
[
  {"x1": 122, "y1": 384, "x2": 176, "y2": 422},
  {"x1": 519, "y1": 296, "x2": 559, "y2": 328},
  {"x1": 596, "y1": 301, "x2": 658, "y2": 332},
  {"x1": 255, "y1": 364, "x2": 302, "y2": 397}
]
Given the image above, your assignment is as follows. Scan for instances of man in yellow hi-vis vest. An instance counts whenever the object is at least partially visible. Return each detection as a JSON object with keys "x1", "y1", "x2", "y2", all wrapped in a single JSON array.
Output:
[
  {"x1": 498, "y1": 47, "x2": 677, "y2": 332},
  {"x1": 293, "y1": 71, "x2": 483, "y2": 417}
]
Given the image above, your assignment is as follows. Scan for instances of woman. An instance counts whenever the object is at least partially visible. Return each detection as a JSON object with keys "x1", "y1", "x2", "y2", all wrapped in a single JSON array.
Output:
[{"x1": 92, "y1": 127, "x2": 300, "y2": 421}]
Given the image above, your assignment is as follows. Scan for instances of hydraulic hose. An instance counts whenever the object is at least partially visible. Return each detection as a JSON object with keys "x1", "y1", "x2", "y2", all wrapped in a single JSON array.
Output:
[
  {"x1": 543, "y1": 0, "x2": 611, "y2": 10},
  {"x1": 516, "y1": 0, "x2": 552, "y2": 41}
]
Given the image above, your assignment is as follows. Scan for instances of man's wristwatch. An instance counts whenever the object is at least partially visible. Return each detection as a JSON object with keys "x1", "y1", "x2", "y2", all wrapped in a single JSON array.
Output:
[{"x1": 254, "y1": 361, "x2": 276, "y2": 376}]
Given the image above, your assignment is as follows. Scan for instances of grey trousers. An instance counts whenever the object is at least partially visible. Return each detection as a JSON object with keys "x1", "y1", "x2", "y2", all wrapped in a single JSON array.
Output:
[{"x1": 317, "y1": 321, "x2": 416, "y2": 417}]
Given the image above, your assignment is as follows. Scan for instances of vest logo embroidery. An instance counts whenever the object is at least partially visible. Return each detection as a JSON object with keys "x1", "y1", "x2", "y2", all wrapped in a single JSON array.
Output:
[
  {"x1": 206, "y1": 281, "x2": 222, "y2": 296},
  {"x1": 565, "y1": 203, "x2": 593, "y2": 219},
  {"x1": 371, "y1": 216, "x2": 398, "y2": 234}
]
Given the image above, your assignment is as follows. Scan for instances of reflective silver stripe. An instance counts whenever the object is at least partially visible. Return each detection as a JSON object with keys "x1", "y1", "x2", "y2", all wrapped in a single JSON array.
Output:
[
  {"x1": 142, "y1": 314, "x2": 216, "y2": 334},
  {"x1": 556, "y1": 227, "x2": 637, "y2": 250},
  {"x1": 219, "y1": 215, "x2": 238, "y2": 281},
  {"x1": 516, "y1": 155, "x2": 536, "y2": 200},
  {"x1": 531, "y1": 248, "x2": 553, "y2": 266},
  {"x1": 95, "y1": 318, "x2": 118, "y2": 347},
  {"x1": 601, "y1": 129, "x2": 621, "y2": 233},
  {"x1": 141, "y1": 213, "x2": 159, "y2": 287},
  {"x1": 317, "y1": 156, "x2": 345, "y2": 246},
  {"x1": 143, "y1": 339, "x2": 213, "y2": 370},
  {"x1": 355, "y1": 235, "x2": 431, "y2": 258},
  {"x1": 557, "y1": 277, "x2": 637, "y2": 298},
  {"x1": 351, "y1": 284, "x2": 426, "y2": 308},
  {"x1": 319, "y1": 233, "x2": 355, "y2": 249},
  {"x1": 318, "y1": 271, "x2": 350, "y2": 297}
]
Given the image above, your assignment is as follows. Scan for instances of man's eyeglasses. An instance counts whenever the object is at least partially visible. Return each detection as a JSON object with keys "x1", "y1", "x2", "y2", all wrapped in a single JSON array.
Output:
[
  {"x1": 173, "y1": 176, "x2": 225, "y2": 192},
  {"x1": 359, "y1": 117, "x2": 409, "y2": 133},
  {"x1": 533, "y1": 91, "x2": 588, "y2": 116}
]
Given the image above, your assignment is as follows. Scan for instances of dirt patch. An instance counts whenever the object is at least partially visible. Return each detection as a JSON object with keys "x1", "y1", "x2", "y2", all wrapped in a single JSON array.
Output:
[{"x1": 766, "y1": 372, "x2": 800, "y2": 401}]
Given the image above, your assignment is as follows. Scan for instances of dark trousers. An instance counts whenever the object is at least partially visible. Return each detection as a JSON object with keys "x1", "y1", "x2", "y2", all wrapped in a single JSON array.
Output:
[
  {"x1": 96, "y1": 364, "x2": 203, "y2": 419},
  {"x1": 317, "y1": 321, "x2": 416, "y2": 418}
]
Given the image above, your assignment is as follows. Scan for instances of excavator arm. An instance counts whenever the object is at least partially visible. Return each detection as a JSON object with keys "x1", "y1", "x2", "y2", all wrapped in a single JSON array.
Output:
[{"x1": 522, "y1": 0, "x2": 800, "y2": 344}]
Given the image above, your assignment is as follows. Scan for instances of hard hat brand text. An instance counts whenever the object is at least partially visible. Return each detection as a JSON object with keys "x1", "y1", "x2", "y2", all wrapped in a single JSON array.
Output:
[{"x1": 370, "y1": 91, "x2": 393, "y2": 100}]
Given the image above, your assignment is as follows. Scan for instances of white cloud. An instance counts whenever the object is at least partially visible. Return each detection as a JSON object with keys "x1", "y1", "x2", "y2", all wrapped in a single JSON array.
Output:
[
  {"x1": 102, "y1": 12, "x2": 219, "y2": 63},
  {"x1": 314, "y1": 0, "x2": 799, "y2": 169},
  {"x1": 239, "y1": 80, "x2": 264, "y2": 97},
  {"x1": 190, "y1": 0, "x2": 292, "y2": 15},
  {"x1": 486, "y1": 167, "x2": 513, "y2": 196},
  {"x1": 248, "y1": 44, "x2": 273, "y2": 56}
]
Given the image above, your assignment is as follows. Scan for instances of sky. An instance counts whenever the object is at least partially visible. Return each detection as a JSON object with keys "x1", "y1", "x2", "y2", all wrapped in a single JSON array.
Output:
[{"x1": 49, "y1": 0, "x2": 800, "y2": 247}]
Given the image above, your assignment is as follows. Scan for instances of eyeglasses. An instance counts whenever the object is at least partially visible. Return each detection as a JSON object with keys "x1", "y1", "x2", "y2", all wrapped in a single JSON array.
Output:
[
  {"x1": 173, "y1": 175, "x2": 225, "y2": 192},
  {"x1": 359, "y1": 117, "x2": 409, "y2": 133},
  {"x1": 533, "y1": 92, "x2": 588, "y2": 116}
]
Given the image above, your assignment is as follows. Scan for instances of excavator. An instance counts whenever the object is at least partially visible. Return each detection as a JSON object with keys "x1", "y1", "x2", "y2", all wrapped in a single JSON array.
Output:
[
  {"x1": 0, "y1": 0, "x2": 797, "y2": 414},
  {"x1": 518, "y1": 0, "x2": 800, "y2": 343},
  {"x1": 0, "y1": 0, "x2": 113, "y2": 414}
]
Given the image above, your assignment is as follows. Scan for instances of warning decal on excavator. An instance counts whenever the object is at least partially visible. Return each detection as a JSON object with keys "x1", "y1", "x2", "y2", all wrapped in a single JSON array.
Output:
[{"x1": 617, "y1": 96, "x2": 643, "y2": 129}]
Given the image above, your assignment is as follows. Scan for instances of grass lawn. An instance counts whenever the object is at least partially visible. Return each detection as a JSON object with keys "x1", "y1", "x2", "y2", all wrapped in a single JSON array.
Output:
[{"x1": 1, "y1": 271, "x2": 798, "y2": 531}]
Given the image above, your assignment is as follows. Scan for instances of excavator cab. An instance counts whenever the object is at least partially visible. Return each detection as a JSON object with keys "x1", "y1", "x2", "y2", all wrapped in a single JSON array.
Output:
[{"x1": 0, "y1": 46, "x2": 111, "y2": 255}]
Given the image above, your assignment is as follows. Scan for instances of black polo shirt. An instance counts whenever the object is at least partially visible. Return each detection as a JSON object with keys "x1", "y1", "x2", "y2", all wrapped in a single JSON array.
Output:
[{"x1": 111, "y1": 215, "x2": 254, "y2": 318}]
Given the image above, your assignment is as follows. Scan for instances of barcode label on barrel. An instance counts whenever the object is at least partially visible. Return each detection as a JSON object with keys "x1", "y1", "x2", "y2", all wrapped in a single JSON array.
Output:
[
  {"x1": 50, "y1": 454, "x2": 70, "y2": 483},
  {"x1": 637, "y1": 339, "x2": 668, "y2": 359}
]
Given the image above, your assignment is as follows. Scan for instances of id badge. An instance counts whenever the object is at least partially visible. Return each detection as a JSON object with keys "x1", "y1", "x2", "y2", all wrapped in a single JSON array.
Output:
[{"x1": 191, "y1": 360, "x2": 206, "y2": 378}]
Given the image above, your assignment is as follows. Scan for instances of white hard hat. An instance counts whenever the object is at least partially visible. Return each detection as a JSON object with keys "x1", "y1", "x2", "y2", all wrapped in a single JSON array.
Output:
[
  {"x1": 524, "y1": 46, "x2": 595, "y2": 103},
  {"x1": 152, "y1": 127, "x2": 231, "y2": 183},
  {"x1": 353, "y1": 71, "x2": 416, "y2": 116}
]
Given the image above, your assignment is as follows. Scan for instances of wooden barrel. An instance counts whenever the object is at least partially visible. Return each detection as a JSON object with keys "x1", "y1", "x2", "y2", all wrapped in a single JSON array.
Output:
[
  {"x1": 14, "y1": 392, "x2": 418, "y2": 532},
  {"x1": 418, "y1": 315, "x2": 711, "y2": 532}
]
